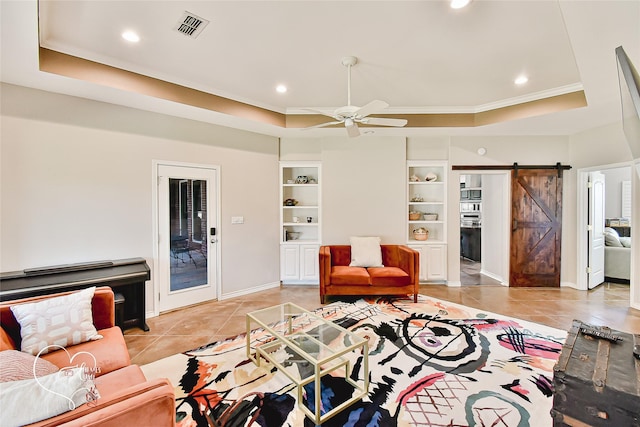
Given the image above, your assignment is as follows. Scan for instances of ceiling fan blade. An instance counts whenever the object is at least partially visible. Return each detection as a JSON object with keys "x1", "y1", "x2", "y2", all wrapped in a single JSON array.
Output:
[
  {"x1": 354, "y1": 100, "x2": 389, "y2": 119},
  {"x1": 361, "y1": 117, "x2": 408, "y2": 127},
  {"x1": 305, "y1": 120, "x2": 343, "y2": 129},
  {"x1": 345, "y1": 118, "x2": 360, "y2": 137},
  {"x1": 301, "y1": 108, "x2": 340, "y2": 120}
]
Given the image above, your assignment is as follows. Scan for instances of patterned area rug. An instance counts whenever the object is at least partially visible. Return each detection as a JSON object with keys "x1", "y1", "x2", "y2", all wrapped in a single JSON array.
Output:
[{"x1": 141, "y1": 295, "x2": 566, "y2": 427}]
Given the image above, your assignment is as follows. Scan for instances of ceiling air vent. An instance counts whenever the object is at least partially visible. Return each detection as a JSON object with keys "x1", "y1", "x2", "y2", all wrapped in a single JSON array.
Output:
[{"x1": 174, "y1": 11, "x2": 209, "y2": 38}]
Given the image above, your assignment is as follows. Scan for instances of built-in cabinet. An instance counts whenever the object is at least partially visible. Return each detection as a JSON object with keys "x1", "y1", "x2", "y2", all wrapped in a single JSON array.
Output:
[
  {"x1": 280, "y1": 162, "x2": 321, "y2": 284},
  {"x1": 280, "y1": 244, "x2": 320, "y2": 283},
  {"x1": 407, "y1": 161, "x2": 448, "y2": 282}
]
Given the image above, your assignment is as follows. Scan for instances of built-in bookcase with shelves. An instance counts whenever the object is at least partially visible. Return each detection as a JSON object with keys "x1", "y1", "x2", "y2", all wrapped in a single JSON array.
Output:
[
  {"x1": 407, "y1": 161, "x2": 447, "y2": 244},
  {"x1": 407, "y1": 160, "x2": 448, "y2": 282},
  {"x1": 280, "y1": 162, "x2": 321, "y2": 284}
]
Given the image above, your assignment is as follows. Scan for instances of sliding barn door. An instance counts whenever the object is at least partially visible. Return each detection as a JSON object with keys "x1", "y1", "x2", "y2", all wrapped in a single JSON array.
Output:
[{"x1": 510, "y1": 168, "x2": 563, "y2": 287}]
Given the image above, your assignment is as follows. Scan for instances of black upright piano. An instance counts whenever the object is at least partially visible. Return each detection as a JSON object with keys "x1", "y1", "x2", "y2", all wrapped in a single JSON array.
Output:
[{"x1": 0, "y1": 258, "x2": 150, "y2": 331}]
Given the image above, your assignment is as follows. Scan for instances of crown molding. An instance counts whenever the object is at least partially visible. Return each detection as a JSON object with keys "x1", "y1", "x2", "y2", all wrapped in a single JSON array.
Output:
[{"x1": 39, "y1": 47, "x2": 587, "y2": 130}]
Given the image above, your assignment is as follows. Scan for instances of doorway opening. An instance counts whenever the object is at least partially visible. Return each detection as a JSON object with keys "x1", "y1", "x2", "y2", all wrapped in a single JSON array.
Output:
[
  {"x1": 458, "y1": 172, "x2": 510, "y2": 286},
  {"x1": 577, "y1": 163, "x2": 633, "y2": 291}
]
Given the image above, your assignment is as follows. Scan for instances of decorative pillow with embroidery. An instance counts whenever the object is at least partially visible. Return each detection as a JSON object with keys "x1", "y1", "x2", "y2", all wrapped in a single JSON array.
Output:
[
  {"x1": 349, "y1": 236, "x2": 384, "y2": 267},
  {"x1": 10, "y1": 287, "x2": 103, "y2": 356},
  {"x1": 0, "y1": 350, "x2": 59, "y2": 382},
  {"x1": 0, "y1": 367, "x2": 95, "y2": 427}
]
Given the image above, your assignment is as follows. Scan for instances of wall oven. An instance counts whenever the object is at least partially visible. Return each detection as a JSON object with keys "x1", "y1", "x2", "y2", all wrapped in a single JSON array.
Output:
[
  {"x1": 461, "y1": 213, "x2": 481, "y2": 228},
  {"x1": 461, "y1": 202, "x2": 481, "y2": 228}
]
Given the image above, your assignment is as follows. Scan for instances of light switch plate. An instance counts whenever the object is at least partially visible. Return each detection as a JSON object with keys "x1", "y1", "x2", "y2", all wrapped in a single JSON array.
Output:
[{"x1": 231, "y1": 216, "x2": 244, "y2": 224}]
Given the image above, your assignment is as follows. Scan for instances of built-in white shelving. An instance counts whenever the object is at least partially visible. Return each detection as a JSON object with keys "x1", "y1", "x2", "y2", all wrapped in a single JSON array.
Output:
[
  {"x1": 407, "y1": 160, "x2": 448, "y2": 282},
  {"x1": 280, "y1": 162, "x2": 321, "y2": 284}
]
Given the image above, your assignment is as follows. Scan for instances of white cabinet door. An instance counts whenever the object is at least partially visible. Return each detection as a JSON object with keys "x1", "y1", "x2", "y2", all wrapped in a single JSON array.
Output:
[
  {"x1": 300, "y1": 245, "x2": 320, "y2": 282},
  {"x1": 280, "y1": 244, "x2": 319, "y2": 284},
  {"x1": 280, "y1": 245, "x2": 300, "y2": 281},
  {"x1": 425, "y1": 244, "x2": 447, "y2": 281},
  {"x1": 409, "y1": 244, "x2": 447, "y2": 282}
]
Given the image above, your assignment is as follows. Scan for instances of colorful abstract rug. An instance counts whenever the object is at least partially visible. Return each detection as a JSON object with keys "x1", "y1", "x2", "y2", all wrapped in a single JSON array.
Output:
[{"x1": 141, "y1": 295, "x2": 566, "y2": 427}]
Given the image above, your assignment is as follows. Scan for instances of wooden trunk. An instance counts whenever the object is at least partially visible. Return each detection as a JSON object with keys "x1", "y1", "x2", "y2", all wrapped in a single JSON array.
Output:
[{"x1": 552, "y1": 320, "x2": 640, "y2": 426}]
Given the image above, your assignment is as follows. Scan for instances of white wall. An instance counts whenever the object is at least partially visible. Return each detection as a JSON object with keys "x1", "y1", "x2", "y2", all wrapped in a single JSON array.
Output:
[
  {"x1": 569, "y1": 121, "x2": 639, "y2": 306},
  {"x1": 0, "y1": 84, "x2": 281, "y2": 313},
  {"x1": 281, "y1": 136, "x2": 407, "y2": 244},
  {"x1": 632, "y1": 166, "x2": 639, "y2": 309},
  {"x1": 481, "y1": 173, "x2": 509, "y2": 284},
  {"x1": 601, "y1": 167, "x2": 631, "y2": 218}
]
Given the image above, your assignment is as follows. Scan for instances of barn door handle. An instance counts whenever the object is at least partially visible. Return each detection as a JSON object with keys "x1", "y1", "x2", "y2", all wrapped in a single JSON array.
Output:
[{"x1": 512, "y1": 219, "x2": 518, "y2": 231}]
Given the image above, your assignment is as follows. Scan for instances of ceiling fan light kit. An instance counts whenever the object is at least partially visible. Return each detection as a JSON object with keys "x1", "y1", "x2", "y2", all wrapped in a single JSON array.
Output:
[{"x1": 305, "y1": 56, "x2": 408, "y2": 137}]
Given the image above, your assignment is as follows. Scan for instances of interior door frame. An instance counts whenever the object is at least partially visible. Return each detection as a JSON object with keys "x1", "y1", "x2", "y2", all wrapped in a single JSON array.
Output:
[
  {"x1": 151, "y1": 160, "x2": 222, "y2": 317},
  {"x1": 452, "y1": 170, "x2": 511, "y2": 287},
  {"x1": 576, "y1": 161, "x2": 632, "y2": 291}
]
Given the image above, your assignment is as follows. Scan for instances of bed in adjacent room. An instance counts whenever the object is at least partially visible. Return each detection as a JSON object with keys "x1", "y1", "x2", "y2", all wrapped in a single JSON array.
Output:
[{"x1": 604, "y1": 227, "x2": 631, "y2": 282}]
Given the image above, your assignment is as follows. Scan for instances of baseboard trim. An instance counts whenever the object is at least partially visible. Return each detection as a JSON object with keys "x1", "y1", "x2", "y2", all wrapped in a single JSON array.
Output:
[
  {"x1": 561, "y1": 281, "x2": 579, "y2": 289},
  {"x1": 220, "y1": 281, "x2": 281, "y2": 300},
  {"x1": 281, "y1": 282, "x2": 319, "y2": 286},
  {"x1": 480, "y1": 269, "x2": 508, "y2": 286}
]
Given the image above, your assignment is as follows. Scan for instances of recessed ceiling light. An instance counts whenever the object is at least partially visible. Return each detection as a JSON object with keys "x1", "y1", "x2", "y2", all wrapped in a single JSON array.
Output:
[
  {"x1": 515, "y1": 75, "x2": 529, "y2": 85},
  {"x1": 276, "y1": 84, "x2": 287, "y2": 93},
  {"x1": 121, "y1": 31, "x2": 140, "y2": 43},
  {"x1": 450, "y1": 0, "x2": 471, "y2": 9}
]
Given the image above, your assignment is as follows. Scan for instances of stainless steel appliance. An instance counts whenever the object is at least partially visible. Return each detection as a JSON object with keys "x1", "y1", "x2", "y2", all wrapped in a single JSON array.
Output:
[
  {"x1": 460, "y1": 212, "x2": 481, "y2": 228},
  {"x1": 460, "y1": 202, "x2": 482, "y2": 213},
  {"x1": 461, "y1": 189, "x2": 482, "y2": 200},
  {"x1": 460, "y1": 202, "x2": 481, "y2": 227}
]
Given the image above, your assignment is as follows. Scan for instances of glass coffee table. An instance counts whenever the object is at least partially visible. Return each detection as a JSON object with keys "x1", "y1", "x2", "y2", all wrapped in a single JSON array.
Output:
[{"x1": 246, "y1": 302, "x2": 369, "y2": 425}]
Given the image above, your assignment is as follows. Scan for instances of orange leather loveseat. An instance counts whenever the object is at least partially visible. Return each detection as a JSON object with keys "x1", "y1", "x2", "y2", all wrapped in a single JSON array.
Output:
[
  {"x1": 0, "y1": 287, "x2": 175, "y2": 427},
  {"x1": 319, "y1": 245, "x2": 419, "y2": 303}
]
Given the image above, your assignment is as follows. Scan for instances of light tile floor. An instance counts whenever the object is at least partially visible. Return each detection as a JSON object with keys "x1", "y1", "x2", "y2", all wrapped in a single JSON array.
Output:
[{"x1": 125, "y1": 282, "x2": 639, "y2": 365}]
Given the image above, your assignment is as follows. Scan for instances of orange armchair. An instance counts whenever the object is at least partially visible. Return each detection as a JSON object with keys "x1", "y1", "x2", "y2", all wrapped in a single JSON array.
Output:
[
  {"x1": 319, "y1": 245, "x2": 419, "y2": 303},
  {"x1": 0, "y1": 287, "x2": 175, "y2": 427}
]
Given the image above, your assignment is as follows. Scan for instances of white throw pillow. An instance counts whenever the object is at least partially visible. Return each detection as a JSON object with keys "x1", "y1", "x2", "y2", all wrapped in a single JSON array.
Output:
[
  {"x1": 10, "y1": 287, "x2": 103, "y2": 356},
  {"x1": 619, "y1": 236, "x2": 631, "y2": 248},
  {"x1": 349, "y1": 236, "x2": 384, "y2": 267},
  {"x1": 0, "y1": 367, "x2": 95, "y2": 427},
  {"x1": 604, "y1": 227, "x2": 622, "y2": 247}
]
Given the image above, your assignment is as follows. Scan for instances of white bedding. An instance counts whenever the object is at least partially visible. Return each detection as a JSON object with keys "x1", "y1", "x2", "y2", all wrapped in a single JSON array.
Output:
[{"x1": 604, "y1": 246, "x2": 631, "y2": 281}]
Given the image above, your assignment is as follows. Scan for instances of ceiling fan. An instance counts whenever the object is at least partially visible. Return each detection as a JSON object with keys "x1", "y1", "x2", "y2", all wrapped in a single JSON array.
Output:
[{"x1": 305, "y1": 56, "x2": 408, "y2": 137}]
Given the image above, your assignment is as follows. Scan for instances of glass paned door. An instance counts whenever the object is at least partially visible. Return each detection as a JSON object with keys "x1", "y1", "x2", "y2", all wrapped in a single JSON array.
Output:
[
  {"x1": 169, "y1": 178, "x2": 208, "y2": 291},
  {"x1": 158, "y1": 164, "x2": 217, "y2": 312}
]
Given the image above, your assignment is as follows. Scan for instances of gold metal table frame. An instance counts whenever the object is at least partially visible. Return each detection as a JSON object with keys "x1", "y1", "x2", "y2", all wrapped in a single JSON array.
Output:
[{"x1": 246, "y1": 302, "x2": 369, "y2": 425}]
